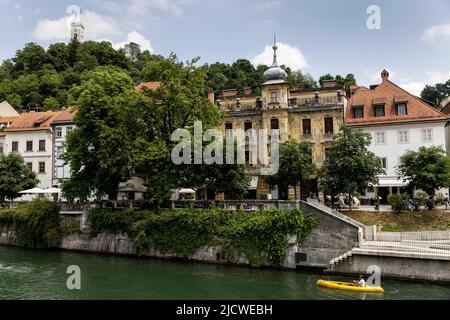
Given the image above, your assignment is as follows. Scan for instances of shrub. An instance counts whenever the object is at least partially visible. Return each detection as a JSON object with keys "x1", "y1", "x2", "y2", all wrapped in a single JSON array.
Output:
[
  {"x1": 435, "y1": 193, "x2": 445, "y2": 206},
  {"x1": 414, "y1": 190, "x2": 429, "y2": 206},
  {"x1": 388, "y1": 193, "x2": 408, "y2": 214}
]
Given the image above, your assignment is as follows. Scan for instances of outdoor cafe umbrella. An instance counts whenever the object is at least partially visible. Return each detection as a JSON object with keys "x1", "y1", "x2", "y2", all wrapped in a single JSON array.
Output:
[
  {"x1": 44, "y1": 187, "x2": 62, "y2": 194},
  {"x1": 19, "y1": 187, "x2": 47, "y2": 194}
]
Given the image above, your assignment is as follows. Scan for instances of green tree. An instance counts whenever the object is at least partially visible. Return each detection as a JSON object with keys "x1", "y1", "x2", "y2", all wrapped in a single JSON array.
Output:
[
  {"x1": 287, "y1": 71, "x2": 318, "y2": 89},
  {"x1": 64, "y1": 66, "x2": 135, "y2": 199},
  {"x1": 397, "y1": 146, "x2": 450, "y2": 209},
  {"x1": 268, "y1": 140, "x2": 316, "y2": 200},
  {"x1": 319, "y1": 73, "x2": 357, "y2": 96},
  {"x1": 135, "y1": 55, "x2": 222, "y2": 202},
  {"x1": 421, "y1": 80, "x2": 450, "y2": 106},
  {"x1": 0, "y1": 153, "x2": 38, "y2": 202},
  {"x1": 123, "y1": 42, "x2": 142, "y2": 62},
  {"x1": 336, "y1": 74, "x2": 357, "y2": 96},
  {"x1": 319, "y1": 73, "x2": 334, "y2": 86},
  {"x1": 179, "y1": 141, "x2": 250, "y2": 200},
  {"x1": 47, "y1": 43, "x2": 70, "y2": 71},
  {"x1": 42, "y1": 97, "x2": 60, "y2": 110},
  {"x1": 319, "y1": 126, "x2": 385, "y2": 211},
  {"x1": 12, "y1": 43, "x2": 49, "y2": 75}
]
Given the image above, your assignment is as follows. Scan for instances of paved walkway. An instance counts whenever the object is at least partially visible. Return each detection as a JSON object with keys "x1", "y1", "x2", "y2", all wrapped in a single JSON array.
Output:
[{"x1": 343, "y1": 205, "x2": 450, "y2": 213}]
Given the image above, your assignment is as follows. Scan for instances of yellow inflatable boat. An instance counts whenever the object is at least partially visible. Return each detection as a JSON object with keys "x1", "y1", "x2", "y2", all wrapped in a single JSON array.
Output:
[{"x1": 316, "y1": 280, "x2": 384, "y2": 293}]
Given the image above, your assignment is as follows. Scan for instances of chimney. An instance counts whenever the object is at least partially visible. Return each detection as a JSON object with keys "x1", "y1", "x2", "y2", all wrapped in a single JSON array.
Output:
[
  {"x1": 321, "y1": 80, "x2": 337, "y2": 88},
  {"x1": 235, "y1": 98, "x2": 241, "y2": 111},
  {"x1": 208, "y1": 89, "x2": 215, "y2": 104},
  {"x1": 221, "y1": 89, "x2": 238, "y2": 97},
  {"x1": 244, "y1": 87, "x2": 252, "y2": 96},
  {"x1": 381, "y1": 69, "x2": 389, "y2": 82},
  {"x1": 314, "y1": 91, "x2": 320, "y2": 104},
  {"x1": 350, "y1": 85, "x2": 360, "y2": 97},
  {"x1": 337, "y1": 90, "x2": 343, "y2": 103}
]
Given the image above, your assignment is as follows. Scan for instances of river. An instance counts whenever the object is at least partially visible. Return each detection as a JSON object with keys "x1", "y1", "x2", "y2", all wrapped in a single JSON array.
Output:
[{"x1": 0, "y1": 246, "x2": 449, "y2": 300}]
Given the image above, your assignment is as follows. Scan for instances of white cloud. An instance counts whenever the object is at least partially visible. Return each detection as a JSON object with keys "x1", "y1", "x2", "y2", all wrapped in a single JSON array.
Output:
[
  {"x1": 254, "y1": 1, "x2": 282, "y2": 11},
  {"x1": 128, "y1": 0, "x2": 190, "y2": 17},
  {"x1": 109, "y1": 31, "x2": 153, "y2": 52},
  {"x1": 364, "y1": 69, "x2": 450, "y2": 96},
  {"x1": 32, "y1": 10, "x2": 122, "y2": 41},
  {"x1": 251, "y1": 42, "x2": 308, "y2": 71},
  {"x1": 398, "y1": 71, "x2": 450, "y2": 96},
  {"x1": 95, "y1": 0, "x2": 122, "y2": 12},
  {"x1": 423, "y1": 23, "x2": 450, "y2": 43}
]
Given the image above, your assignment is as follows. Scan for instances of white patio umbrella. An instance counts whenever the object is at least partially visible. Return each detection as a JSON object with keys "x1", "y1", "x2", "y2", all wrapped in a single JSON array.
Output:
[
  {"x1": 44, "y1": 187, "x2": 62, "y2": 194},
  {"x1": 19, "y1": 187, "x2": 46, "y2": 194}
]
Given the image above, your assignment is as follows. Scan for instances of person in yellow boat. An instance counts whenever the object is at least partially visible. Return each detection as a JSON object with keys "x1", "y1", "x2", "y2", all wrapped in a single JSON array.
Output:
[{"x1": 353, "y1": 275, "x2": 366, "y2": 287}]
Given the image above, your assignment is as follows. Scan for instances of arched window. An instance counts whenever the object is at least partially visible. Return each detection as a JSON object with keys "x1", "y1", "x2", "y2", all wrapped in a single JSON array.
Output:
[{"x1": 271, "y1": 91, "x2": 278, "y2": 103}]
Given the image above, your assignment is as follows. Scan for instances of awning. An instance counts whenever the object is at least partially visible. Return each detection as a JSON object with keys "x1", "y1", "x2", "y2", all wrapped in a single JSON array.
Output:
[
  {"x1": 249, "y1": 177, "x2": 259, "y2": 190},
  {"x1": 375, "y1": 179, "x2": 408, "y2": 187}
]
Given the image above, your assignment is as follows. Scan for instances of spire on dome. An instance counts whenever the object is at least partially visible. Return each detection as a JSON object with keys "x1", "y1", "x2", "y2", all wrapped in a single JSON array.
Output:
[
  {"x1": 271, "y1": 33, "x2": 279, "y2": 67},
  {"x1": 263, "y1": 34, "x2": 287, "y2": 83}
]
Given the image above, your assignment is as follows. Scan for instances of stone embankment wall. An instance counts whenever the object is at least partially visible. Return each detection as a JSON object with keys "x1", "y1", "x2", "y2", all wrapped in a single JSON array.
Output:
[
  {"x1": 0, "y1": 230, "x2": 299, "y2": 269},
  {"x1": 297, "y1": 201, "x2": 362, "y2": 268}
]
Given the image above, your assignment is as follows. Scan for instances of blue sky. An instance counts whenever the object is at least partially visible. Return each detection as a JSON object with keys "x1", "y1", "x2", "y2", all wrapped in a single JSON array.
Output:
[{"x1": 1, "y1": 0, "x2": 450, "y2": 94}]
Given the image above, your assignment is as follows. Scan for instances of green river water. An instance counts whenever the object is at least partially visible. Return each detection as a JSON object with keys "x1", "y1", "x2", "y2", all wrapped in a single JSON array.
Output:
[{"x1": 1, "y1": 246, "x2": 449, "y2": 300}]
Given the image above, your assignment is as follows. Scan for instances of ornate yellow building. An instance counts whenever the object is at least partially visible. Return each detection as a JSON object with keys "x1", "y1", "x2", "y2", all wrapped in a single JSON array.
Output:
[{"x1": 215, "y1": 40, "x2": 347, "y2": 200}]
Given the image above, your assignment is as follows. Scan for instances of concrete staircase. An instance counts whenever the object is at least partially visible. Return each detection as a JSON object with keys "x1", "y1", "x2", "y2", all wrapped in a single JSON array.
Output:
[
  {"x1": 329, "y1": 249, "x2": 354, "y2": 270},
  {"x1": 328, "y1": 239, "x2": 450, "y2": 271}
]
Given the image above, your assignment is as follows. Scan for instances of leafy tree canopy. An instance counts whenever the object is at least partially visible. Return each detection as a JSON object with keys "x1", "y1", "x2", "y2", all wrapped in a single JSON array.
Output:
[
  {"x1": 397, "y1": 146, "x2": 450, "y2": 202},
  {"x1": 421, "y1": 80, "x2": 450, "y2": 106},
  {"x1": 268, "y1": 140, "x2": 316, "y2": 200},
  {"x1": 319, "y1": 126, "x2": 385, "y2": 209},
  {"x1": 0, "y1": 153, "x2": 38, "y2": 202}
]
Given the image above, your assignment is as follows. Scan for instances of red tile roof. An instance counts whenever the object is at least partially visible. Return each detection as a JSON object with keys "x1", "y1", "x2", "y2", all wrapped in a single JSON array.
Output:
[
  {"x1": 52, "y1": 107, "x2": 76, "y2": 123},
  {"x1": 134, "y1": 81, "x2": 161, "y2": 92},
  {"x1": 5, "y1": 111, "x2": 62, "y2": 132},
  {"x1": 346, "y1": 70, "x2": 448, "y2": 126},
  {"x1": 0, "y1": 116, "x2": 18, "y2": 124}
]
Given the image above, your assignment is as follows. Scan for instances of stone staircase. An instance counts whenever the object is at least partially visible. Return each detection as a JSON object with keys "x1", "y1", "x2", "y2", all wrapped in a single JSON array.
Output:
[
  {"x1": 328, "y1": 239, "x2": 450, "y2": 271},
  {"x1": 328, "y1": 249, "x2": 355, "y2": 270}
]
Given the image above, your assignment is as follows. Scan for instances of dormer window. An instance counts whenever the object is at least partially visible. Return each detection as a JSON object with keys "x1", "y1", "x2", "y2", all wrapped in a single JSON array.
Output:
[
  {"x1": 374, "y1": 104, "x2": 385, "y2": 117},
  {"x1": 270, "y1": 91, "x2": 278, "y2": 103},
  {"x1": 353, "y1": 106, "x2": 364, "y2": 118},
  {"x1": 396, "y1": 103, "x2": 407, "y2": 116}
]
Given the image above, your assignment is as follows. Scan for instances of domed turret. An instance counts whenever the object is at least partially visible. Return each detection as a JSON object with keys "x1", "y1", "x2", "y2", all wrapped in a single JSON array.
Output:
[{"x1": 263, "y1": 36, "x2": 287, "y2": 82}]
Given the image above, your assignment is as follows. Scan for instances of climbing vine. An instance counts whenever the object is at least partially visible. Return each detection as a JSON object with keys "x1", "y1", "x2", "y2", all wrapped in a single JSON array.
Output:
[
  {"x1": 0, "y1": 199, "x2": 61, "y2": 248},
  {"x1": 89, "y1": 207, "x2": 317, "y2": 267}
]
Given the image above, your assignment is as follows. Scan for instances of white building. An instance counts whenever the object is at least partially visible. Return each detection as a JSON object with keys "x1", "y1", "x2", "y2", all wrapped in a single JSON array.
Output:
[
  {"x1": 0, "y1": 101, "x2": 20, "y2": 155},
  {"x1": 346, "y1": 70, "x2": 449, "y2": 203},
  {"x1": 0, "y1": 101, "x2": 20, "y2": 118},
  {"x1": 3, "y1": 111, "x2": 62, "y2": 190},
  {"x1": 51, "y1": 108, "x2": 76, "y2": 187}
]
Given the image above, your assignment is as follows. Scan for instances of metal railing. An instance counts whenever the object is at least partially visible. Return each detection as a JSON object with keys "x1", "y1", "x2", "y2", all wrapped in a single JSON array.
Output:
[{"x1": 362, "y1": 229, "x2": 450, "y2": 256}]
